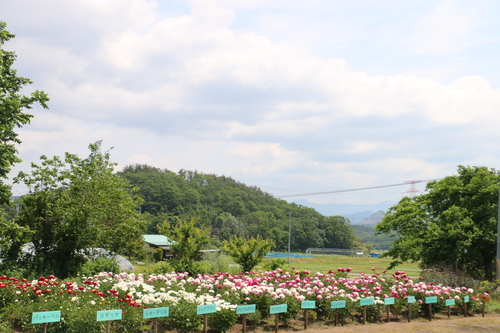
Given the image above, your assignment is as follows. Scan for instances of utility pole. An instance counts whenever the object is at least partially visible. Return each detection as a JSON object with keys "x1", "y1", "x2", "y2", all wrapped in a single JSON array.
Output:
[{"x1": 288, "y1": 212, "x2": 292, "y2": 268}]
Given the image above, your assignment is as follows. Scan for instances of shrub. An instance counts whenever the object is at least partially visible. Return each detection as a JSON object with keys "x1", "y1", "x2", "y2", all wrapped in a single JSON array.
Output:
[
  {"x1": 202, "y1": 252, "x2": 230, "y2": 274},
  {"x1": 263, "y1": 258, "x2": 287, "y2": 271},
  {"x1": 169, "y1": 259, "x2": 211, "y2": 275},
  {"x1": 208, "y1": 308, "x2": 238, "y2": 333},
  {"x1": 147, "y1": 260, "x2": 174, "y2": 274},
  {"x1": 152, "y1": 248, "x2": 163, "y2": 262},
  {"x1": 79, "y1": 257, "x2": 120, "y2": 277},
  {"x1": 421, "y1": 264, "x2": 479, "y2": 289},
  {"x1": 166, "y1": 299, "x2": 202, "y2": 333}
]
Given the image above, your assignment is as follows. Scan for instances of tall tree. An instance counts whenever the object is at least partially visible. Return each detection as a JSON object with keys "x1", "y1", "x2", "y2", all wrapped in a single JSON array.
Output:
[
  {"x1": 158, "y1": 218, "x2": 210, "y2": 274},
  {"x1": 223, "y1": 236, "x2": 274, "y2": 273},
  {"x1": 12, "y1": 145, "x2": 145, "y2": 278},
  {"x1": 0, "y1": 21, "x2": 49, "y2": 205},
  {"x1": 376, "y1": 165, "x2": 499, "y2": 280}
]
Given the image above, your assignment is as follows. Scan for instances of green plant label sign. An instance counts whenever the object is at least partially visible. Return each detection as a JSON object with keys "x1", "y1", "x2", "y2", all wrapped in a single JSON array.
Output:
[
  {"x1": 445, "y1": 299, "x2": 455, "y2": 306},
  {"x1": 464, "y1": 296, "x2": 470, "y2": 303},
  {"x1": 331, "y1": 300, "x2": 346, "y2": 309},
  {"x1": 237, "y1": 304, "x2": 256, "y2": 315},
  {"x1": 384, "y1": 297, "x2": 395, "y2": 305},
  {"x1": 197, "y1": 304, "x2": 217, "y2": 315},
  {"x1": 97, "y1": 309, "x2": 122, "y2": 322},
  {"x1": 301, "y1": 300, "x2": 316, "y2": 309},
  {"x1": 425, "y1": 297, "x2": 437, "y2": 304},
  {"x1": 270, "y1": 304, "x2": 288, "y2": 314},
  {"x1": 31, "y1": 311, "x2": 61, "y2": 324},
  {"x1": 143, "y1": 307, "x2": 170, "y2": 319},
  {"x1": 360, "y1": 298, "x2": 374, "y2": 306},
  {"x1": 407, "y1": 296, "x2": 416, "y2": 304}
]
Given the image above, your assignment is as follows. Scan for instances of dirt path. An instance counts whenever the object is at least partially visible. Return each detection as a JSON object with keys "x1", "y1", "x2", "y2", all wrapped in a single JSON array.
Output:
[
  {"x1": 303, "y1": 315, "x2": 500, "y2": 332},
  {"x1": 232, "y1": 313, "x2": 500, "y2": 333}
]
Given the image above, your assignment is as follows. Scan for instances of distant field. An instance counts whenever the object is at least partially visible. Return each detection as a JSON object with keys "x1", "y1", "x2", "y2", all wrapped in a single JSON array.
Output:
[
  {"x1": 260, "y1": 254, "x2": 421, "y2": 277},
  {"x1": 133, "y1": 253, "x2": 422, "y2": 277}
]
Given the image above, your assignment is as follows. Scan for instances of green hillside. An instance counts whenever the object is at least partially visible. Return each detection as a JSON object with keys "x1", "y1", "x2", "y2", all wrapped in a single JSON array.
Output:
[
  {"x1": 352, "y1": 224, "x2": 397, "y2": 250},
  {"x1": 118, "y1": 164, "x2": 361, "y2": 252}
]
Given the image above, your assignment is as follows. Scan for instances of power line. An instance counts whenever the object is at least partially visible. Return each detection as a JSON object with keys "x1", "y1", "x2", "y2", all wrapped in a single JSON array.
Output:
[
  {"x1": 277, "y1": 170, "x2": 496, "y2": 199},
  {"x1": 278, "y1": 182, "x2": 419, "y2": 198}
]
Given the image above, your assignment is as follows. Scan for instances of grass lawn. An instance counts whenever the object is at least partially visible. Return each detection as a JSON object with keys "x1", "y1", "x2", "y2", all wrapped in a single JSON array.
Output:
[
  {"x1": 261, "y1": 254, "x2": 421, "y2": 277},
  {"x1": 132, "y1": 253, "x2": 422, "y2": 277}
]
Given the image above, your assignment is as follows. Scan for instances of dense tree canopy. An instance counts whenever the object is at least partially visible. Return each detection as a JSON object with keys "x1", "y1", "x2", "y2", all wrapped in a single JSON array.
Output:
[
  {"x1": 0, "y1": 21, "x2": 49, "y2": 205},
  {"x1": 119, "y1": 164, "x2": 360, "y2": 252},
  {"x1": 376, "y1": 165, "x2": 499, "y2": 280},
  {"x1": 10, "y1": 145, "x2": 146, "y2": 278}
]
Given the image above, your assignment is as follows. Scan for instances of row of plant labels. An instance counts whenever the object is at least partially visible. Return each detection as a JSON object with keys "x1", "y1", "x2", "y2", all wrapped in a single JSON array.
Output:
[{"x1": 31, "y1": 296, "x2": 470, "y2": 325}]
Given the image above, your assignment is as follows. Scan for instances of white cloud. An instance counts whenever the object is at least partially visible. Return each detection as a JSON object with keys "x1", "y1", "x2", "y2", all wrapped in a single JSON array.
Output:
[
  {"x1": 4, "y1": 0, "x2": 500, "y2": 205},
  {"x1": 400, "y1": 1, "x2": 478, "y2": 55}
]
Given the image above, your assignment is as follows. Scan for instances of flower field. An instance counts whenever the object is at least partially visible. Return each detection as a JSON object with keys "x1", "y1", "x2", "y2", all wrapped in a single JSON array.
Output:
[{"x1": 0, "y1": 268, "x2": 483, "y2": 332}]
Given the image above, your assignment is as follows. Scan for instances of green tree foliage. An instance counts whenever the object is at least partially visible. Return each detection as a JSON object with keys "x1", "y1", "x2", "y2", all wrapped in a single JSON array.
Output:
[
  {"x1": 119, "y1": 164, "x2": 359, "y2": 252},
  {"x1": 321, "y1": 216, "x2": 359, "y2": 249},
  {"x1": 223, "y1": 236, "x2": 274, "y2": 272},
  {"x1": 376, "y1": 165, "x2": 499, "y2": 280},
  {"x1": 0, "y1": 218, "x2": 32, "y2": 265},
  {"x1": 10, "y1": 145, "x2": 146, "y2": 278},
  {"x1": 159, "y1": 218, "x2": 210, "y2": 274},
  {"x1": 0, "y1": 22, "x2": 49, "y2": 205}
]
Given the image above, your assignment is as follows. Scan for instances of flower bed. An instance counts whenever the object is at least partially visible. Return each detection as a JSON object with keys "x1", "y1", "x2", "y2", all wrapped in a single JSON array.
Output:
[{"x1": 0, "y1": 269, "x2": 482, "y2": 332}]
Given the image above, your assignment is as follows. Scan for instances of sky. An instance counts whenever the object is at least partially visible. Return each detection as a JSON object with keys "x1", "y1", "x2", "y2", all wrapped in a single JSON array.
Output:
[{"x1": 2, "y1": 0, "x2": 500, "y2": 207}]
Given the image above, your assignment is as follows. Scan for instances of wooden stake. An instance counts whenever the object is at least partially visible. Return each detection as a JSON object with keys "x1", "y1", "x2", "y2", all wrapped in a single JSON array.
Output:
[
  {"x1": 242, "y1": 313, "x2": 247, "y2": 333},
  {"x1": 42, "y1": 309, "x2": 47, "y2": 333},
  {"x1": 386, "y1": 305, "x2": 390, "y2": 322},
  {"x1": 203, "y1": 314, "x2": 208, "y2": 333},
  {"x1": 304, "y1": 309, "x2": 308, "y2": 329},
  {"x1": 105, "y1": 307, "x2": 110, "y2": 333},
  {"x1": 274, "y1": 313, "x2": 279, "y2": 333},
  {"x1": 362, "y1": 305, "x2": 367, "y2": 325},
  {"x1": 408, "y1": 303, "x2": 411, "y2": 322},
  {"x1": 428, "y1": 303, "x2": 432, "y2": 321},
  {"x1": 152, "y1": 318, "x2": 158, "y2": 333},
  {"x1": 334, "y1": 308, "x2": 338, "y2": 326},
  {"x1": 447, "y1": 306, "x2": 450, "y2": 318}
]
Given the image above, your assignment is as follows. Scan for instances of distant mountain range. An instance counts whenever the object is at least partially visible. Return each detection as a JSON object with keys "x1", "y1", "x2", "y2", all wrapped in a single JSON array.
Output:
[
  {"x1": 292, "y1": 199, "x2": 395, "y2": 225},
  {"x1": 358, "y1": 211, "x2": 386, "y2": 226}
]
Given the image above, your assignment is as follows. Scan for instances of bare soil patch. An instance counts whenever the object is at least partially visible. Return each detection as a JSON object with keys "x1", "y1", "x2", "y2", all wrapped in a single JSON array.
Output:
[{"x1": 228, "y1": 313, "x2": 500, "y2": 333}]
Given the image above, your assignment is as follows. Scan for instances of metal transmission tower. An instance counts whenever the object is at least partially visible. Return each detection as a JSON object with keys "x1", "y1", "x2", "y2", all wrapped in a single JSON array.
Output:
[{"x1": 405, "y1": 180, "x2": 421, "y2": 197}]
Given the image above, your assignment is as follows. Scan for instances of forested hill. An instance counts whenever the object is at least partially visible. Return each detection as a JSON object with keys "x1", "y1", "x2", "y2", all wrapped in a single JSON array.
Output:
[{"x1": 118, "y1": 164, "x2": 360, "y2": 252}]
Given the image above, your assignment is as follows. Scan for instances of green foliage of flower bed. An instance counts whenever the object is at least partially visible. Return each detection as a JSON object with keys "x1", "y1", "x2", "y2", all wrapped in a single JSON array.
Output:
[{"x1": 0, "y1": 269, "x2": 485, "y2": 332}]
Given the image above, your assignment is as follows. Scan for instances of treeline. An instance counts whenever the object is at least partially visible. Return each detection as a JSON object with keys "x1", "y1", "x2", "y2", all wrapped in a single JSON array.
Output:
[{"x1": 118, "y1": 164, "x2": 360, "y2": 252}]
